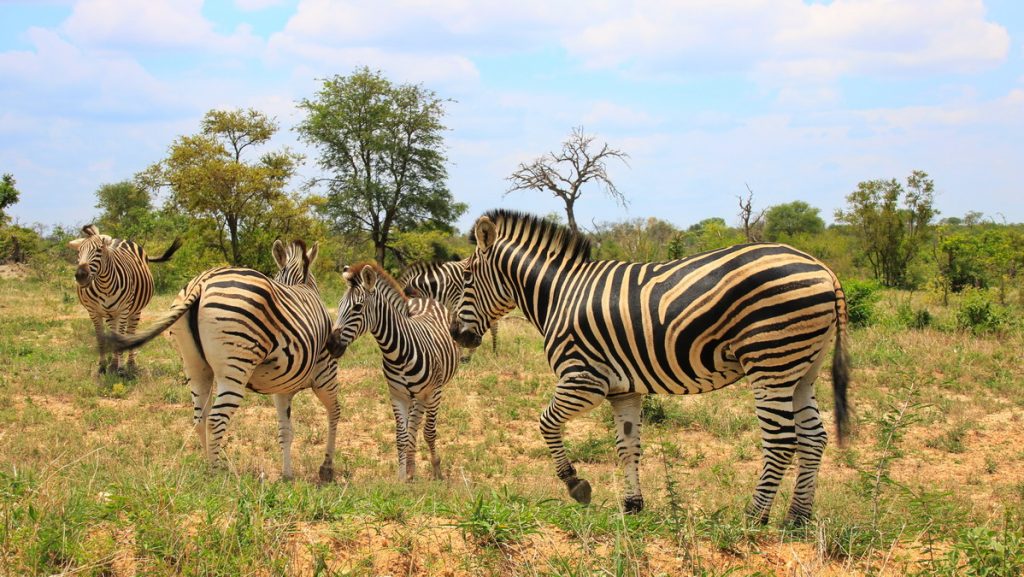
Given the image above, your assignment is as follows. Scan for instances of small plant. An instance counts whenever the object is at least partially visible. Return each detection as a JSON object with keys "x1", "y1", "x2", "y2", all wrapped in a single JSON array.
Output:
[
  {"x1": 926, "y1": 423, "x2": 970, "y2": 454},
  {"x1": 957, "y1": 288, "x2": 1008, "y2": 334},
  {"x1": 844, "y1": 279, "x2": 882, "y2": 327},
  {"x1": 914, "y1": 512, "x2": 1024, "y2": 577},
  {"x1": 452, "y1": 490, "x2": 538, "y2": 547}
]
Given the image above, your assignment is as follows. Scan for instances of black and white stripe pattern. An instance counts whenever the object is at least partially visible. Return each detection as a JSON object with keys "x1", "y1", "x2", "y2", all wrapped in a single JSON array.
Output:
[
  {"x1": 398, "y1": 259, "x2": 499, "y2": 362},
  {"x1": 329, "y1": 262, "x2": 460, "y2": 481},
  {"x1": 68, "y1": 224, "x2": 181, "y2": 376},
  {"x1": 103, "y1": 240, "x2": 341, "y2": 481},
  {"x1": 452, "y1": 210, "x2": 850, "y2": 524}
]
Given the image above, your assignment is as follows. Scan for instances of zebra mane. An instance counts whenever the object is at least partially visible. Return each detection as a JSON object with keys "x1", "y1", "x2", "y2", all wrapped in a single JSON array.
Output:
[
  {"x1": 346, "y1": 262, "x2": 409, "y2": 307},
  {"x1": 477, "y1": 209, "x2": 592, "y2": 262}
]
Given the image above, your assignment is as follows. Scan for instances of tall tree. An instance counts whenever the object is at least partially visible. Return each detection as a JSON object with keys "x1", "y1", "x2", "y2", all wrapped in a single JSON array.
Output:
[
  {"x1": 506, "y1": 126, "x2": 629, "y2": 234},
  {"x1": 94, "y1": 180, "x2": 155, "y2": 241},
  {"x1": 835, "y1": 170, "x2": 937, "y2": 288},
  {"x1": 764, "y1": 201, "x2": 825, "y2": 241},
  {"x1": 296, "y1": 67, "x2": 466, "y2": 266},
  {"x1": 0, "y1": 173, "x2": 21, "y2": 226},
  {"x1": 137, "y1": 108, "x2": 306, "y2": 267},
  {"x1": 737, "y1": 185, "x2": 765, "y2": 242}
]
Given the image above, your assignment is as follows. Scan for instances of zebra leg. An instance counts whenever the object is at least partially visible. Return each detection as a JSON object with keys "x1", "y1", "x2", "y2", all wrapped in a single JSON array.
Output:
[
  {"x1": 609, "y1": 393, "x2": 644, "y2": 513},
  {"x1": 122, "y1": 311, "x2": 141, "y2": 377},
  {"x1": 746, "y1": 380, "x2": 799, "y2": 525},
  {"x1": 207, "y1": 378, "x2": 247, "y2": 470},
  {"x1": 89, "y1": 313, "x2": 109, "y2": 374},
  {"x1": 785, "y1": 350, "x2": 830, "y2": 526},
  {"x1": 405, "y1": 398, "x2": 425, "y2": 481},
  {"x1": 389, "y1": 385, "x2": 413, "y2": 482},
  {"x1": 311, "y1": 369, "x2": 340, "y2": 482},
  {"x1": 423, "y1": 387, "x2": 444, "y2": 480},
  {"x1": 541, "y1": 380, "x2": 607, "y2": 505},
  {"x1": 273, "y1": 392, "x2": 296, "y2": 480},
  {"x1": 189, "y1": 373, "x2": 214, "y2": 460}
]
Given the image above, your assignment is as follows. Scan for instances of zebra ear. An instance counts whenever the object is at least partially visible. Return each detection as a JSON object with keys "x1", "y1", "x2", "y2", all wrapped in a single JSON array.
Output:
[
  {"x1": 474, "y1": 217, "x2": 497, "y2": 252},
  {"x1": 305, "y1": 242, "x2": 319, "y2": 266},
  {"x1": 99, "y1": 236, "x2": 113, "y2": 251},
  {"x1": 359, "y1": 265, "x2": 378, "y2": 292},
  {"x1": 82, "y1": 224, "x2": 99, "y2": 237},
  {"x1": 272, "y1": 239, "x2": 288, "y2": 269},
  {"x1": 68, "y1": 238, "x2": 85, "y2": 250}
]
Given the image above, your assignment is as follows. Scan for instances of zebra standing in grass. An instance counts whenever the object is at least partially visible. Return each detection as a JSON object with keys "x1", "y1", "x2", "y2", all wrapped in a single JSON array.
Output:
[
  {"x1": 103, "y1": 240, "x2": 342, "y2": 481},
  {"x1": 398, "y1": 259, "x2": 499, "y2": 362},
  {"x1": 68, "y1": 224, "x2": 181, "y2": 376},
  {"x1": 329, "y1": 262, "x2": 459, "y2": 481},
  {"x1": 451, "y1": 210, "x2": 850, "y2": 525}
]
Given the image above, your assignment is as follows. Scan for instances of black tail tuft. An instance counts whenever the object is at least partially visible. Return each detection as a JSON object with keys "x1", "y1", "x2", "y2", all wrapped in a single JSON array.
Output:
[
  {"x1": 148, "y1": 237, "x2": 183, "y2": 263},
  {"x1": 831, "y1": 332, "x2": 850, "y2": 445}
]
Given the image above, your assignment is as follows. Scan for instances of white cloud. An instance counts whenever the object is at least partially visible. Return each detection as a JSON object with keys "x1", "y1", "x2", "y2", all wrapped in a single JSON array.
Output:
[
  {"x1": 234, "y1": 0, "x2": 285, "y2": 10},
  {"x1": 582, "y1": 101, "x2": 657, "y2": 129},
  {"x1": 62, "y1": 0, "x2": 261, "y2": 53}
]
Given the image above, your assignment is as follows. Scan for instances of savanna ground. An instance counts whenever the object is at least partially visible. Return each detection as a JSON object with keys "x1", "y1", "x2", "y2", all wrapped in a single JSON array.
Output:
[{"x1": 2, "y1": 265, "x2": 1024, "y2": 576}]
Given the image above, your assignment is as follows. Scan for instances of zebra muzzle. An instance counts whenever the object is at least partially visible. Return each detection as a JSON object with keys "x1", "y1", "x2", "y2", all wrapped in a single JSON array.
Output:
[
  {"x1": 326, "y1": 329, "x2": 347, "y2": 358},
  {"x1": 74, "y1": 266, "x2": 92, "y2": 286},
  {"x1": 450, "y1": 322, "x2": 482, "y2": 349}
]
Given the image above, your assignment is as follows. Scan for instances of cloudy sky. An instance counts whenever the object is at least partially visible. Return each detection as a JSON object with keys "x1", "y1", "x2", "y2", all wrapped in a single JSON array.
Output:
[{"x1": 1, "y1": 0, "x2": 1022, "y2": 234}]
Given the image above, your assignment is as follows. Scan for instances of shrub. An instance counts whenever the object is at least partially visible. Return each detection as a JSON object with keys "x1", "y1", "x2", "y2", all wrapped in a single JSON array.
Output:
[
  {"x1": 896, "y1": 302, "x2": 933, "y2": 330},
  {"x1": 956, "y1": 288, "x2": 1008, "y2": 334},
  {"x1": 843, "y1": 279, "x2": 882, "y2": 327}
]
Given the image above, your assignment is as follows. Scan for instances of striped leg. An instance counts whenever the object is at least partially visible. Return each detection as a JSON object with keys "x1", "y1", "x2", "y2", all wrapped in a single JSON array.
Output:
[
  {"x1": 89, "y1": 312, "x2": 109, "y2": 374},
  {"x1": 189, "y1": 373, "x2": 214, "y2": 460},
  {"x1": 389, "y1": 385, "x2": 414, "y2": 482},
  {"x1": 311, "y1": 365, "x2": 340, "y2": 482},
  {"x1": 422, "y1": 387, "x2": 444, "y2": 480},
  {"x1": 273, "y1": 392, "x2": 296, "y2": 480},
  {"x1": 207, "y1": 376, "x2": 248, "y2": 469},
  {"x1": 746, "y1": 380, "x2": 799, "y2": 524},
  {"x1": 406, "y1": 399, "x2": 424, "y2": 480},
  {"x1": 542, "y1": 380, "x2": 606, "y2": 505},
  {"x1": 609, "y1": 393, "x2": 644, "y2": 513},
  {"x1": 786, "y1": 350, "x2": 830, "y2": 525}
]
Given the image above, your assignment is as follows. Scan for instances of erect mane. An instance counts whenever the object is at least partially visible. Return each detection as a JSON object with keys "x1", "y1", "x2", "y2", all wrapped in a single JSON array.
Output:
[
  {"x1": 347, "y1": 262, "x2": 407, "y2": 302},
  {"x1": 476, "y1": 209, "x2": 592, "y2": 262}
]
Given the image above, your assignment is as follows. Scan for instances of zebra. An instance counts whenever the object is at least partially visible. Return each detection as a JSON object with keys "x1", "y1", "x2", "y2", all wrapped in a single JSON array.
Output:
[
  {"x1": 398, "y1": 259, "x2": 499, "y2": 363},
  {"x1": 328, "y1": 262, "x2": 460, "y2": 481},
  {"x1": 68, "y1": 224, "x2": 182, "y2": 377},
  {"x1": 102, "y1": 240, "x2": 342, "y2": 482},
  {"x1": 451, "y1": 210, "x2": 850, "y2": 525}
]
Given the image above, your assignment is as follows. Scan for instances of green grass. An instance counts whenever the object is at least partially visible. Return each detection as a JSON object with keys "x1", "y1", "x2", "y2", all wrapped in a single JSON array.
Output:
[{"x1": 2, "y1": 273, "x2": 1024, "y2": 575}]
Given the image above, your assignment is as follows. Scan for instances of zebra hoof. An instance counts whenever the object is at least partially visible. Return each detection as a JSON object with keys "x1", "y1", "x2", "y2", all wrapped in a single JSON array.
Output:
[
  {"x1": 744, "y1": 503, "x2": 771, "y2": 526},
  {"x1": 623, "y1": 495, "x2": 644, "y2": 514},
  {"x1": 566, "y1": 477, "x2": 592, "y2": 505},
  {"x1": 318, "y1": 464, "x2": 334, "y2": 483},
  {"x1": 784, "y1": 508, "x2": 811, "y2": 528}
]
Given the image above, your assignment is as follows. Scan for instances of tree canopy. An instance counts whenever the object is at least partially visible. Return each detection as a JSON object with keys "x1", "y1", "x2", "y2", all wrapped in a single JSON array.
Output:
[
  {"x1": 1, "y1": 173, "x2": 21, "y2": 226},
  {"x1": 764, "y1": 201, "x2": 825, "y2": 241},
  {"x1": 296, "y1": 67, "x2": 466, "y2": 266}
]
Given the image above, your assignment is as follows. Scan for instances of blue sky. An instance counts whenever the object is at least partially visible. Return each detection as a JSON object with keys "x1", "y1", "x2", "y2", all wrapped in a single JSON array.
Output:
[{"x1": 1, "y1": 0, "x2": 1022, "y2": 235}]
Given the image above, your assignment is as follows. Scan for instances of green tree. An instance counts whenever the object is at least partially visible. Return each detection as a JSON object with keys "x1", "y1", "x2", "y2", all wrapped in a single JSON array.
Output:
[
  {"x1": 591, "y1": 217, "x2": 678, "y2": 261},
  {"x1": 506, "y1": 126, "x2": 629, "y2": 235},
  {"x1": 764, "y1": 201, "x2": 825, "y2": 241},
  {"x1": 835, "y1": 170, "x2": 937, "y2": 288},
  {"x1": 138, "y1": 108, "x2": 309, "y2": 268},
  {"x1": 296, "y1": 67, "x2": 466, "y2": 266},
  {"x1": 667, "y1": 217, "x2": 745, "y2": 258},
  {"x1": 0, "y1": 173, "x2": 21, "y2": 226},
  {"x1": 93, "y1": 180, "x2": 157, "y2": 241}
]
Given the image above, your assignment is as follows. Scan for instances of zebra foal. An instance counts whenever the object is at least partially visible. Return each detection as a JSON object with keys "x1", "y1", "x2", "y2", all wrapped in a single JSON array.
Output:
[
  {"x1": 328, "y1": 263, "x2": 459, "y2": 481},
  {"x1": 398, "y1": 259, "x2": 499, "y2": 362},
  {"x1": 103, "y1": 240, "x2": 341, "y2": 481},
  {"x1": 452, "y1": 210, "x2": 850, "y2": 525},
  {"x1": 68, "y1": 224, "x2": 181, "y2": 376}
]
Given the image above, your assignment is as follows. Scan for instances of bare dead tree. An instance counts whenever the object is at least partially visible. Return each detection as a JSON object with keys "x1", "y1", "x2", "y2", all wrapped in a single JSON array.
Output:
[
  {"x1": 505, "y1": 126, "x2": 630, "y2": 234},
  {"x1": 738, "y1": 183, "x2": 766, "y2": 242}
]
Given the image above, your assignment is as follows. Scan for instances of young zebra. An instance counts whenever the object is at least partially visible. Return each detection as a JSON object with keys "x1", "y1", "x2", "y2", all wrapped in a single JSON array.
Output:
[
  {"x1": 102, "y1": 240, "x2": 342, "y2": 481},
  {"x1": 452, "y1": 210, "x2": 850, "y2": 525},
  {"x1": 328, "y1": 263, "x2": 459, "y2": 481},
  {"x1": 68, "y1": 224, "x2": 182, "y2": 377},
  {"x1": 398, "y1": 259, "x2": 499, "y2": 362}
]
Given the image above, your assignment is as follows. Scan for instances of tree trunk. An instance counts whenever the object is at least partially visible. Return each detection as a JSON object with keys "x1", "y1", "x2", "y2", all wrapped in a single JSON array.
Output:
[
  {"x1": 564, "y1": 200, "x2": 578, "y2": 234},
  {"x1": 375, "y1": 243, "x2": 386, "y2": 267},
  {"x1": 228, "y1": 216, "x2": 240, "y2": 266}
]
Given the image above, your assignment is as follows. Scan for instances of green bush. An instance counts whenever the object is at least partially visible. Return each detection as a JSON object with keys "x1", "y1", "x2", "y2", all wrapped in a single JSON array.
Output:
[
  {"x1": 844, "y1": 279, "x2": 882, "y2": 327},
  {"x1": 956, "y1": 288, "x2": 1008, "y2": 334},
  {"x1": 896, "y1": 302, "x2": 933, "y2": 330}
]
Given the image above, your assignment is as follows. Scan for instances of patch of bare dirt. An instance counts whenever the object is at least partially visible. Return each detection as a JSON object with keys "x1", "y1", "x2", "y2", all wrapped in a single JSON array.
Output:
[{"x1": 0, "y1": 262, "x2": 29, "y2": 280}]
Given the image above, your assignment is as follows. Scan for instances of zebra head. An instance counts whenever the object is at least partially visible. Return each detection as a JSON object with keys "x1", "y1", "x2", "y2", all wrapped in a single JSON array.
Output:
[
  {"x1": 272, "y1": 239, "x2": 319, "y2": 289},
  {"x1": 329, "y1": 264, "x2": 377, "y2": 358},
  {"x1": 451, "y1": 216, "x2": 515, "y2": 349},
  {"x1": 67, "y1": 224, "x2": 112, "y2": 288}
]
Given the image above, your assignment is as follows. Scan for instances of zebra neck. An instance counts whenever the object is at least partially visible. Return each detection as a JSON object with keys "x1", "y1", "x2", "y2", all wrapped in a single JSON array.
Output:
[
  {"x1": 367, "y1": 290, "x2": 411, "y2": 342},
  {"x1": 502, "y1": 246, "x2": 584, "y2": 335}
]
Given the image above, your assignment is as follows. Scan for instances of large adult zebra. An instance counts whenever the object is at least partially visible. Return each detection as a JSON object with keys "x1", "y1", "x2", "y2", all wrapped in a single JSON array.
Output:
[
  {"x1": 329, "y1": 262, "x2": 460, "y2": 481},
  {"x1": 102, "y1": 240, "x2": 342, "y2": 481},
  {"x1": 68, "y1": 224, "x2": 182, "y2": 376},
  {"x1": 398, "y1": 259, "x2": 499, "y2": 362},
  {"x1": 451, "y1": 210, "x2": 850, "y2": 525}
]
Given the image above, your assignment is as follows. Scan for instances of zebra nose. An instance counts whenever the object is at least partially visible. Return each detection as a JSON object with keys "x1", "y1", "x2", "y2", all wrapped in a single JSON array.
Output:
[
  {"x1": 326, "y1": 329, "x2": 347, "y2": 358},
  {"x1": 74, "y1": 266, "x2": 90, "y2": 284},
  {"x1": 449, "y1": 321, "x2": 462, "y2": 341}
]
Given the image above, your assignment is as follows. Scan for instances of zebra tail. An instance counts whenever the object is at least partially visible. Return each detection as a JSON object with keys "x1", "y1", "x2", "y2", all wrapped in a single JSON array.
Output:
[
  {"x1": 831, "y1": 282, "x2": 851, "y2": 446},
  {"x1": 100, "y1": 287, "x2": 200, "y2": 354},
  {"x1": 147, "y1": 237, "x2": 183, "y2": 263}
]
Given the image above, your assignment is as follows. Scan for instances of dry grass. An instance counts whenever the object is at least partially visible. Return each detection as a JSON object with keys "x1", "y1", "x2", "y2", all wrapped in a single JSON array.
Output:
[{"x1": 2, "y1": 270, "x2": 1024, "y2": 576}]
